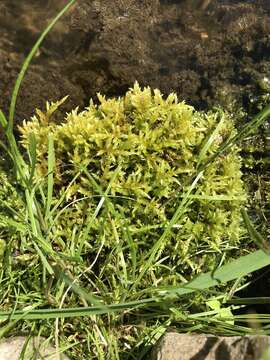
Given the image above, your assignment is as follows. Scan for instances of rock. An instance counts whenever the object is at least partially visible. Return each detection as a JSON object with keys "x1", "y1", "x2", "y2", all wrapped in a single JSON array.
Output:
[
  {"x1": 151, "y1": 333, "x2": 270, "y2": 360},
  {"x1": 0, "y1": 336, "x2": 70, "y2": 360}
]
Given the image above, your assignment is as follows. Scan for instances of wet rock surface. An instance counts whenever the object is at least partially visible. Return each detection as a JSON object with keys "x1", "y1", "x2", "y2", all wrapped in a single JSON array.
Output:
[
  {"x1": 151, "y1": 333, "x2": 270, "y2": 360},
  {"x1": 0, "y1": 0, "x2": 269, "y2": 127}
]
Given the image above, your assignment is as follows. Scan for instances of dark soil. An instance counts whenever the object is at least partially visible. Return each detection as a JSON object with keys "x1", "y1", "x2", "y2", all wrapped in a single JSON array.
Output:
[{"x1": 0, "y1": 0, "x2": 270, "y2": 127}]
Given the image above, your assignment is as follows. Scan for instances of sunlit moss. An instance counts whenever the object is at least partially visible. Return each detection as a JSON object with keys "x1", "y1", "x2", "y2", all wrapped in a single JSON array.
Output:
[{"x1": 19, "y1": 83, "x2": 246, "y2": 279}]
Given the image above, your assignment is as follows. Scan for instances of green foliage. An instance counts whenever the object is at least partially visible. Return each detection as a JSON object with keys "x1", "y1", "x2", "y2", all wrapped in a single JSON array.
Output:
[
  {"x1": 3, "y1": 83, "x2": 270, "y2": 359},
  {"x1": 0, "y1": 0, "x2": 270, "y2": 353},
  {"x1": 237, "y1": 83, "x2": 270, "y2": 245},
  {"x1": 0, "y1": 168, "x2": 24, "y2": 254},
  {"x1": 19, "y1": 83, "x2": 246, "y2": 279}
]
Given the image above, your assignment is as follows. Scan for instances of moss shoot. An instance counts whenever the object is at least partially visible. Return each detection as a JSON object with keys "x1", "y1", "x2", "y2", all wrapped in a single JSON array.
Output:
[{"x1": 18, "y1": 83, "x2": 246, "y2": 282}]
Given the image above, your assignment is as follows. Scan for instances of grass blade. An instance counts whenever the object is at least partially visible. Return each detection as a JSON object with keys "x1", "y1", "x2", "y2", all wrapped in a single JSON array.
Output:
[
  {"x1": 27, "y1": 132, "x2": 37, "y2": 182},
  {"x1": 0, "y1": 110, "x2": 28, "y2": 182},
  {"x1": 78, "y1": 165, "x2": 121, "y2": 253},
  {"x1": 241, "y1": 208, "x2": 270, "y2": 254},
  {"x1": 161, "y1": 250, "x2": 270, "y2": 299},
  {"x1": 200, "y1": 103, "x2": 270, "y2": 171},
  {"x1": 32, "y1": 241, "x2": 54, "y2": 275},
  {"x1": 197, "y1": 110, "x2": 225, "y2": 167},
  {"x1": 0, "y1": 250, "x2": 269, "y2": 321},
  {"x1": 45, "y1": 134, "x2": 55, "y2": 220}
]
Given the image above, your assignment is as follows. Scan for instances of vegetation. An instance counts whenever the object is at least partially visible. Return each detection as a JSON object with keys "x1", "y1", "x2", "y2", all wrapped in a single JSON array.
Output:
[
  {"x1": 0, "y1": 1, "x2": 270, "y2": 359},
  {"x1": 18, "y1": 83, "x2": 246, "y2": 277}
]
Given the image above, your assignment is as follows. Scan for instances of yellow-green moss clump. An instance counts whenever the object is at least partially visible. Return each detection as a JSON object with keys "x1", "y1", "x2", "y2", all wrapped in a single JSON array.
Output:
[
  {"x1": 0, "y1": 169, "x2": 23, "y2": 264},
  {"x1": 19, "y1": 83, "x2": 246, "y2": 281}
]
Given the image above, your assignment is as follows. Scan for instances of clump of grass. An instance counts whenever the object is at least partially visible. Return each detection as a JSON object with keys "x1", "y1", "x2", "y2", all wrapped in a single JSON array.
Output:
[{"x1": 1, "y1": 1, "x2": 270, "y2": 359}]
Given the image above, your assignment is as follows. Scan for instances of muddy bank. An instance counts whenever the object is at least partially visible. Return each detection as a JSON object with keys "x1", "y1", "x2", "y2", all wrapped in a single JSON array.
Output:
[
  {"x1": 0, "y1": 0, "x2": 269, "y2": 127},
  {"x1": 70, "y1": 0, "x2": 270, "y2": 112}
]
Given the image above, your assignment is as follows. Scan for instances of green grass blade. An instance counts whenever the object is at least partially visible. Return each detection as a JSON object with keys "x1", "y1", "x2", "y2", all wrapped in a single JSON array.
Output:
[
  {"x1": 8, "y1": 0, "x2": 77, "y2": 130},
  {"x1": 241, "y1": 208, "x2": 270, "y2": 254},
  {"x1": 200, "y1": 103, "x2": 270, "y2": 170},
  {"x1": 2, "y1": 218, "x2": 28, "y2": 233},
  {"x1": 53, "y1": 266, "x2": 108, "y2": 310},
  {"x1": 0, "y1": 109, "x2": 8, "y2": 128},
  {"x1": 78, "y1": 165, "x2": 121, "y2": 253},
  {"x1": 0, "y1": 110, "x2": 28, "y2": 182},
  {"x1": 0, "y1": 298, "x2": 156, "y2": 321},
  {"x1": 0, "y1": 250, "x2": 269, "y2": 321},
  {"x1": 45, "y1": 134, "x2": 55, "y2": 220},
  {"x1": 47, "y1": 171, "x2": 82, "y2": 219},
  {"x1": 0, "y1": 311, "x2": 34, "y2": 339},
  {"x1": 120, "y1": 209, "x2": 137, "y2": 282},
  {"x1": 197, "y1": 110, "x2": 225, "y2": 167},
  {"x1": 25, "y1": 188, "x2": 40, "y2": 236},
  {"x1": 227, "y1": 297, "x2": 270, "y2": 305},
  {"x1": 161, "y1": 250, "x2": 270, "y2": 299},
  {"x1": 32, "y1": 241, "x2": 54, "y2": 275},
  {"x1": 27, "y1": 132, "x2": 37, "y2": 182}
]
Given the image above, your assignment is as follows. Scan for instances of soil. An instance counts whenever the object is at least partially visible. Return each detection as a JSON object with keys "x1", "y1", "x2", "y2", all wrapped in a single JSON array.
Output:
[{"x1": 0, "y1": 0, "x2": 270, "y2": 128}]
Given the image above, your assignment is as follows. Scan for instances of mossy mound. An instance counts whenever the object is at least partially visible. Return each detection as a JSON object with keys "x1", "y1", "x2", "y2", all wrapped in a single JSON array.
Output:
[{"x1": 19, "y1": 83, "x2": 246, "y2": 282}]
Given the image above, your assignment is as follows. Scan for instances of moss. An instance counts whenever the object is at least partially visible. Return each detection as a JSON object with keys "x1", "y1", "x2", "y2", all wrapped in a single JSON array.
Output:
[
  {"x1": 0, "y1": 165, "x2": 26, "y2": 267},
  {"x1": 19, "y1": 83, "x2": 246, "y2": 281}
]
